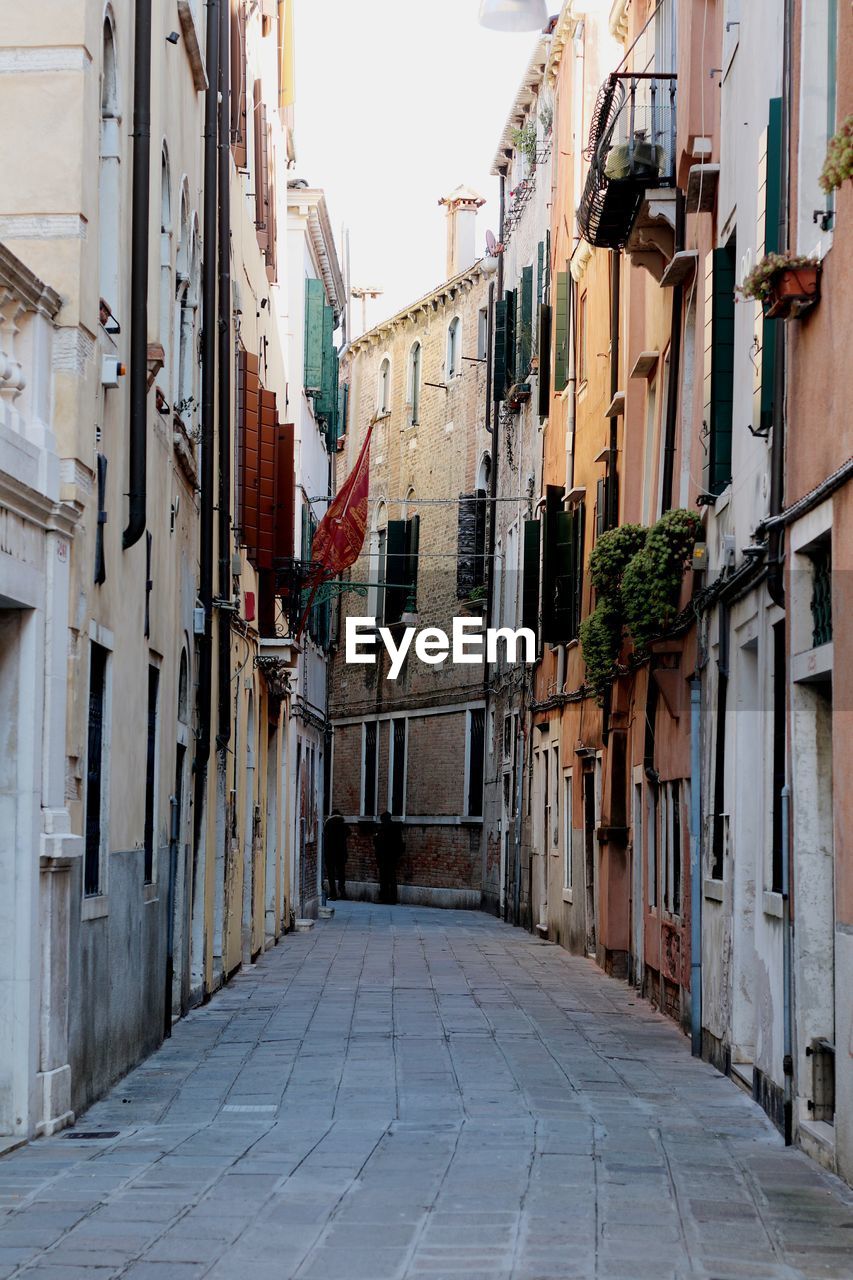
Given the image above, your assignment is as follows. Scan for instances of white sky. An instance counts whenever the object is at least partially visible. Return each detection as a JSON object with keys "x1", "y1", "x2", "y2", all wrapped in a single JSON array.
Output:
[{"x1": 293, "y1": 0, "x2": 538, "y2": 334}]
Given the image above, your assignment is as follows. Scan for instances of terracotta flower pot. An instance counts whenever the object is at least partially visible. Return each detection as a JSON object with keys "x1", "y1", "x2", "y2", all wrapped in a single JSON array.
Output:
[{"x1": 766, "y1": 263, "x2": 821, "y2": 319}]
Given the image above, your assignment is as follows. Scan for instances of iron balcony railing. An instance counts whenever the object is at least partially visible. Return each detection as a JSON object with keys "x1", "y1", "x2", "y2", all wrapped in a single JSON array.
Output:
[{"x1": 577, "y1": 72, "x2": 677, "y2": 250}]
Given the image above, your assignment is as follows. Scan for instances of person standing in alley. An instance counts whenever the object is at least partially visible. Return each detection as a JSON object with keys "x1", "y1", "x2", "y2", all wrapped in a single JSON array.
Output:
[
  {"x1": 374, "y1": 811, "x2": 404, "y2": 905},
  {"x1": 324, "y1": 809, "x2": 349, "y2": 900}
]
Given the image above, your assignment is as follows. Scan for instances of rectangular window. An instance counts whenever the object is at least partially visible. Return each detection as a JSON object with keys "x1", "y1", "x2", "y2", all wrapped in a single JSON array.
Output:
[
  {"x1": 144, "y1": 665, "x2": 160, "y2": 884},
  {"x1": 466, "y1": 709, "x2": 485, "y2": 817},
  {"x1": 85, "y1": 642, "x2": 109, "y2": 897},
  {"x1": 551, "y1": 744, "x2": 560, "y2": 856},
  {"x1": 578, "y1": 290, "x2": 587, "y2": 384},
  {"x1": 375, "y1": 527, "x2": 387, "y2": 624},
  {"x1": 477, "y1": 307, "x2": 488, "y2": 361},
  {"x1": 663, "y1": 780, "x2": 682, "y2": 915},
  {"x1": 554, "y1": 272, "x2": 569, "y2": 391},
  {"x1": 647, "y1": 782, "x2": 658, "y2": 908},
  {"x1": 391, "y1": 718, "x2": 406, "y2": 817},
  {"x1": 362, "y1": 722, "x2": 377, "y2": 816},
  {"x1": 703, "y1": 242, "x2": 736, "y2": 494},
  {"x1": 543, "y1": 746, "x2": 550, "y2": 856},
  {"x1": 563, "y1": 771, "x2": 573, "y2": 890}
]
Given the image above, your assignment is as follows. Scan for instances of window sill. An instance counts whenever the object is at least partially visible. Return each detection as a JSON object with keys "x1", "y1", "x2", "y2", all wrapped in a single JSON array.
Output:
[
  {"x1": 82, "y1": 894, "x2": 109, "y2": 921},
  {"x1": 143, "y1": 881, "x2": 159, "y2": 905},
  {"x1": 562, "y1": 888, "x2": 573, "y2": 904},
  {"x1": 763, "y1": 890, "x2": 783, "y2": 920},
  {"x1": 704, "y1": 877, "x2": 724, "y2": 902}
]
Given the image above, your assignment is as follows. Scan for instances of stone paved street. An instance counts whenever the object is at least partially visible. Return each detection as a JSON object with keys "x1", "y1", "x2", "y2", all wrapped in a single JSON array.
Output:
[{"x1": 0, "y1": 904, "x2": 851, "y2": 1280}]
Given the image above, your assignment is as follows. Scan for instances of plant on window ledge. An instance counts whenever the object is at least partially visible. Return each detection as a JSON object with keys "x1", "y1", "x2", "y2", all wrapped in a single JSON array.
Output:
[
  {"x1": 510, "y1": 123, "x2": 539, "y2": 167},
  {"x1": 539, "y1": 103, "x2": 553, "y2": 137},
  {"x1": 736, "y1": 251, "x2": 821, "y2": 318},
  {"x1": 819, "y1": 114, "x2": 853, "y2": 194},
  {"x1": 579, "y1": 511, "x2": 701, "y2": 703}
]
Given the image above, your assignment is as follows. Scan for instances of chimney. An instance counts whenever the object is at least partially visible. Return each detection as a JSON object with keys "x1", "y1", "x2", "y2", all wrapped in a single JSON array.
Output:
[{"x1": 438, "y1": 185, "x2": 486, "y2": 277}]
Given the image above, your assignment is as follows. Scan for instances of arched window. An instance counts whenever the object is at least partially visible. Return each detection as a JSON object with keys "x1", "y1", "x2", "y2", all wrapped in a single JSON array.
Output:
[
  {"x1": 377, "y1": 357, "x2": 391, "y2": 415},
  {"x1": 447, "y1": 316, "x2": 461, "y2": 379},
  {"x1": 407, "y1": 342, "x2": 422, "y2": 426},
  {"x1": 159, "y1": 145, "x2": 172, "y2": 392},
  {"x1": 99, "y1": 14, "x2": 121, "y2": 318},
  {"x1": 175, "y1": 195, "x2": 199, "y2": 429},
  {"x1": 369, "y1": 500, "x2": 388, "y2": 623},
  {"x1": 177, "y1": 648, "x2": 189, "y2": 724}
]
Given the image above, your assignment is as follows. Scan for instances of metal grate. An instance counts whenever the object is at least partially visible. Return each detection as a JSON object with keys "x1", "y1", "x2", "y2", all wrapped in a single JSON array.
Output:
[{"x1": 810, "y1": 545, "x2": 832, "y2": 648}]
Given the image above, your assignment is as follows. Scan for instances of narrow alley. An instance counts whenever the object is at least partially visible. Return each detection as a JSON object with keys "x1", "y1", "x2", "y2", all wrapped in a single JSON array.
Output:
[{"x1": 0, "y1": 905, "x2": 850, "y2": 1280}]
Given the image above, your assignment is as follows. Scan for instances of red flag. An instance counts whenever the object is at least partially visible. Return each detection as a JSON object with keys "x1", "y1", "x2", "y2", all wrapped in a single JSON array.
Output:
[{"x1": 296, "y1": 422, "x2": 374, "y2": 637}]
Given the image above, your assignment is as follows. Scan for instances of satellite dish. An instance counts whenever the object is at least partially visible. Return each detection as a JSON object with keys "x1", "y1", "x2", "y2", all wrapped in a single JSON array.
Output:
[{"x1": 486, "y1": 230, "x2": 498, "y2": 255}]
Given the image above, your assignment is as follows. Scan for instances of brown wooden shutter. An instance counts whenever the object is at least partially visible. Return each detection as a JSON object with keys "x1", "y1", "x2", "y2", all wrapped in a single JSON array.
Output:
[
  {"x1": 274, "y1": 421, "x2": 295, "y2": 560},
  {"x1": 230, "y1": 0, "x2": 247, "y2": 168},
  {"x1": 237, "y1": 349, "x2": 261, "y2": 558},
  {"x1": 257, "y1": 387, "x2": 277, "y2": 569},
  {"x1": 266, "y1": 161, "x2": 277, "y2": 282},
  {"x1": 253, "y1": 81, "x2": 269, "y2": 252}
]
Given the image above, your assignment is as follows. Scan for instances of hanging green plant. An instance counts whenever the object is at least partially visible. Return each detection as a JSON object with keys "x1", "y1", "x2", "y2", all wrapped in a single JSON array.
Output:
[
  {"x1": 510, "y1": 123, "x2": 538, "y2": 167},
  {"x1": 588, "y1": 523, "x2": 647, "y2": 598},
  {"x1": 579, "y1": 510, "x2": 700, "y2": 702},
  {"x1": 622, "y1": 509, "x2": 702, "y2": 651},
  {"x1": 819, "y1": 114, "x2": 853, "y2": 194},
  {"x1": 579, "y1": 601, "x2": 624, "y2": 705}
]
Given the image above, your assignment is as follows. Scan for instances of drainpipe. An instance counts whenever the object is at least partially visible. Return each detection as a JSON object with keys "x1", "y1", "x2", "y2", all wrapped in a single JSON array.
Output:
[
  {"x1": 660, "y1": 193, "x2": 685, "y2": 513},
  {"x1": 768, "y1": 0, "x2": 794, "y2": 607},
  {"x1": 782, "y1": 782, "x2": 793, "y2": 1143},
  {"x1": 565, "y1": 275, "x2": 577, "y2": 494},
  {"x1": 606, "y1": 251, "x2": 620, "y2": 530},
  {"x1": 192, "y1": 0, "x2": 220, "y2": 861},
  {"x1": 689, "y1": 676, "x2": 702, "y2": 1056},
  {"x1": 217, "y1": 0, "x2": 232, "y2": 749},
  {"x1": 485, "y1": 168, "x2": 507, "y2": 633},
  {"x1": 122, "y1": 0, "x2": 152, "y2": 549}
]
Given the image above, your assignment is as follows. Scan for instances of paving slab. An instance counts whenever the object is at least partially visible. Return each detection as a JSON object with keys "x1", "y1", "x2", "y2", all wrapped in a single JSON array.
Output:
[{"x1": 0, "y1": 903, "x2": 851, "y2": 1279}]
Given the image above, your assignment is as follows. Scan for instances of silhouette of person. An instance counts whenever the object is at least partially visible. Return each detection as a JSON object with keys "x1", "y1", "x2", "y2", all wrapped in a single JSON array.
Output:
[
  {"x1": 374, "y1": 811, "x2": 403, "y2": 905},
  {"x1": 324, "y1": 809, "x2": 348, "y2": 900}
]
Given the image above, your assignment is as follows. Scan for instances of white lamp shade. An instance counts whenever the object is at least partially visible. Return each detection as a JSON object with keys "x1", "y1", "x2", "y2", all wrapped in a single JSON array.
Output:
[{"x1": 478, "y1": 0, "x2": 548, "y2": 31}]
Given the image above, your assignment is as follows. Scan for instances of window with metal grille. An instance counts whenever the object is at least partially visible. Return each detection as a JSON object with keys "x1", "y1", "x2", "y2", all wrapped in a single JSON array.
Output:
[
  {"x1": 85, "y1": 643, "x2": 109, "y2": 897},
  {"x1": 466, "y1": 709, "x2": 485, "y2": 817},
  {"x1": 810, "y1": 544, "x2": 832, "y2": 647},
  {"x1": 362, "y1": 722, "x2": 377, "y2": 817},
  {"x1": 391, "y1": 719, "x2": 406, "y2": 816}
]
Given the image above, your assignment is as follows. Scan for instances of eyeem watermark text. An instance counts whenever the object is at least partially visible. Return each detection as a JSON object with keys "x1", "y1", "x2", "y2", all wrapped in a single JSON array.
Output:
[{"x1": 345, "y1": 617, "x2": 536, "y2": 680}]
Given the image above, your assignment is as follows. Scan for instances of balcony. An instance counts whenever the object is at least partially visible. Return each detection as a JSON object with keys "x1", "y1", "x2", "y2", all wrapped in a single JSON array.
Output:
[{"x1": 577, "y1": 72, "x2": 676, "y2": 251}]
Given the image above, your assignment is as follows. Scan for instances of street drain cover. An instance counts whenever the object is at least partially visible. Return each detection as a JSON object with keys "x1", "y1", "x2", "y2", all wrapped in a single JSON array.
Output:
[{"x1": 63, "y1": 1131, "x2": 120, "y2": 1140}]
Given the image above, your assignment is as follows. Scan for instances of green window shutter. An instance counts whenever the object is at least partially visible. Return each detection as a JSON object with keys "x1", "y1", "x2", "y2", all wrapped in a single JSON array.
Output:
[
  {"x1": 540, "y1": 485, "x2": 564, "y2": 643},
  {"x1": 384, "y1": 520, "x2": 408, "y2": 625},
  {"x1": 537, "y1": 240, "x2": 544, "y2": 309},
  {"x1": 304, "y1": 277, "x2": 325, "y2": 392},
  {"x1": 703, "y1": 246, "x2": 736, "y2": 495},
  {"x1": 405, "y1": 514, "x2": 420, "y2": 608},
  {"x1": 752, "y1": 98, "x2": 782, "y2": 438},
  {"x1": 520, "y1": 265, "x2": 533, "y2": 375},
  {"x1": 522, "y1": 518, "x2": 541, "y2": 640},
  {"x1": 537, "y1": 303, "x2": 552, "y2": 417},
  {"x1": 493, "y1": 299, "x2": 507, "y2": 401},
  {"x1": 504, "y1": 288, "x2": 516, "y2": 392},
  {"x1": 554, "y1": 272, "x2": 569, "y2": 391},
  {"x1": 550, "y1": 507, "x2": 585, "y2": 642},
  {"x1": 315, "y1": 303, "x2": 338, "y2": 433},
  {"x1": 545, "y1": 229, "x2": 551, "y2": 300}
]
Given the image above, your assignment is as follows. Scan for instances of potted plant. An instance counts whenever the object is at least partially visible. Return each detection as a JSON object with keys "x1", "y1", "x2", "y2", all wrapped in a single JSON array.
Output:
[
  {"x1": 819, "y1": 114, "x2": 853, "y2": 195},
  {"x1": 736, "y1": 251, "x2": 821, "y2": 319},
  {"x1": 510, "y1": 123, "x2": 538, "y2": 168},
  {"x1": 460, "y1": 584, "x2": 487, "y2": 615}
]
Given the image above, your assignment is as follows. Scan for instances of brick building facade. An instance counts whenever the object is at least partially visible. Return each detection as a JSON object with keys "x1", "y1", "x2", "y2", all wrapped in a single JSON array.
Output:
[{"x1": 328, "y1": 191, "x2": 494, "y2": 905}]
